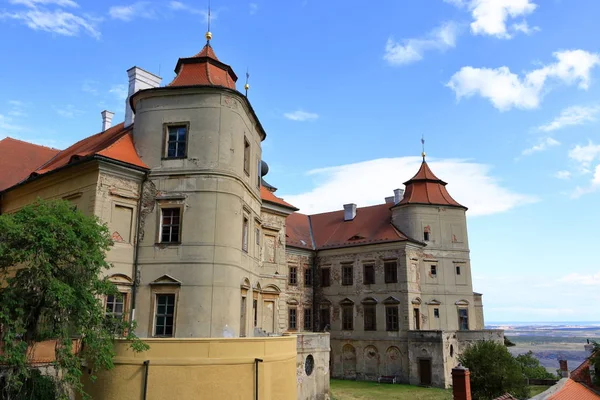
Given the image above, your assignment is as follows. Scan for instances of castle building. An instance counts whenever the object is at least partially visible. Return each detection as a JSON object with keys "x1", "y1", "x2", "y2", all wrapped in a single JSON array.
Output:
[{"x1": 0, "y1": 31, "x2": 501, "y2": 391}]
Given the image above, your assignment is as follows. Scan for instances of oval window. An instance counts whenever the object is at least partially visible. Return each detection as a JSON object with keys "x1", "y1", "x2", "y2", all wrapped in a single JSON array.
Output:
[{"x1": 305, "y1": 354, "x2": 315, "y2": 376}]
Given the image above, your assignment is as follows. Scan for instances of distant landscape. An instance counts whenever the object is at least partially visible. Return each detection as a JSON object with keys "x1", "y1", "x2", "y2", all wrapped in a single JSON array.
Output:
[{"x1": 486, "y1": 322, "x2": 600, "y2": 374}]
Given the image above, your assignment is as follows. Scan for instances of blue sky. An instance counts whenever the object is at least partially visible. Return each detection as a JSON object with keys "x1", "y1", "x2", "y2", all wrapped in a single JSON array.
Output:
[{"x1": 1, "y1": 0, "x2": 599, "y2": 322}]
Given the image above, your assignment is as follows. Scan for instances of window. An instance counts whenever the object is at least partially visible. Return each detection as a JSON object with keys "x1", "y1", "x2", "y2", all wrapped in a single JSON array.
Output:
[
  {"x1": 255, "y1": 227, "x2": 260, "y2": 245},
  {"x1": 257, "y1": 158, "x2": 261, "y2": 188},
  {"x1": 105, "y1": 293, "x2": 126, "y2": 319},
  {"x1": 363, "y1": 305, "x2": 376, "y2": 331},
  {"x1": 319, "y1": 307, "x2": 330, "y2": 330},
  {"x1": 434, "y1": 308, "x2": 440, "y2": 318},
  {"x1": 154, "y1": 294, "x2": 175, "y2": 337},
  {"x1": 458, "y1": 308, "x2": 469, "y2": 331},
  {"x1": 242, "y1": 216, "x2": 249, "y2": 253},
  {"x1": 342, "y1": 306, "x2": 353, "y2": 330},
  {"x1": 304, "y1": 268, "x2": 313, "y2": 287},
  {"x1": 363, "y1": 264, "x2": 375, "y2": 285},
  {"x1": 430, "y1": 265, "x2": 437, "y2": 276},
  {"x1": 253, "y1": 299, "x2": 258, "y2": 327},
  {"x1": 342, "y1": 264, "x2": 353, "y2": 286},
  {"x1": 384, "y1": 261, "x2": 398, "y2": 283},
  {"x1": 240, "y1": 296, "x2": 247, "y2": 337},
  {"x1": 456, "y1": 266, "x2": 461, "y2": 275},
  {"x1": 289, "y1": 267, "x2": 298, "y2": 285},
  {"x1": 386, "y1": 306, "x2": 399, "y2": 331},
  {"x1": 166, "y1": 125, "x2": 187, "y2": 158},
  {"x1": 289, "y1": 307, "x2": 297, "y2": 330},
  {"x1": 413, "y1": 308, "x2": 421, "y2": 330},
  {"x1": 304, "y1": 308, "x2": 312, "y2": 331},
  {"x1": 244, "y1": 137, "x2": 250, "y2": 175},
  {"x1": 112, "y1": 205, "x2": 133, "y2": 243},
  {"x1": 423, "y1": 231, "x2": 430, "y2": 241},
  {"x1": 321, "y1": 268, "x2": 331, "y2": 287},
  {"x1": 161, "y1": 208, "x2": 181, "y2": 243}
]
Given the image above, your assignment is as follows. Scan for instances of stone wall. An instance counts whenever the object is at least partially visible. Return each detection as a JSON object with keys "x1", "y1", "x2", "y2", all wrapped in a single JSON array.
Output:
[{"x1": 294, "y1": 333, "x2": 330, "y2": 400}]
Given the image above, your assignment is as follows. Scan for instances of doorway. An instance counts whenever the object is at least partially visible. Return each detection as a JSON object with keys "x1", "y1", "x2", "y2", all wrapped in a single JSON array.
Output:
[{"x1": 419, "y1": 359, "x2": 432, "y2": 386}]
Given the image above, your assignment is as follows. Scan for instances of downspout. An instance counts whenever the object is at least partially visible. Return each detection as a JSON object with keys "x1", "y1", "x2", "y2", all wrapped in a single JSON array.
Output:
[
  {"x1": 130, "y1": 171, "x2": 149, "y2": 324},
  {"x1": 142, "y1": 360, "x2": 150, "y2": 400},
  {"x1": 254, "y1": 358, "x2": 263, "y2": 400}
]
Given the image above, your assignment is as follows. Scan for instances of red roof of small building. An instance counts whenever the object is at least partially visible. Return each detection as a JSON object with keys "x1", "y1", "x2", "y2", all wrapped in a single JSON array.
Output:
[
  {"x1": 286, "y1": 203, "x2": 410, "y2": 250},
  {"x1": 260, "y1": 186, "x2": 297, "y2": 210},
  {"x1": 548, "y1": 378, "x2": 600, "y2": 400},
  {"x1": 169, "y1": 43, "x2": 237, "y2": 89},
  {"x1": 0, "y1": 137, "x2": 60, "y2": 191},
  {"x1": 33, "y1": 123, "x2": 147, "y2": 177},
  {"x1": 397, "y1": 161, "x2": 466, "y2": 209}
]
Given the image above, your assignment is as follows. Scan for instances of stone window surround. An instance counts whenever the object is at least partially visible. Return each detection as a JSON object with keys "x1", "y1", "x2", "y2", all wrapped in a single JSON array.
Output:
[
  {"x1": 162, "y1": 121, "x2": 190, "y2": 160},
  {"x1": 361, "y1": 297, "x2": 377, "y2": 331},
  {"x1": 341, "y1": 263, "x2": 353, "y2": 286},
  {"x1": 340, "y1": 298, "x2": 354, "y2": 331},
  {"x1": 383, "y1": 296, "x2": 400, "y2": 331},
  {"x1": 149, "y1": 283, "x2": 180, "y2": 338},
  {"x1": 384, "y1": 259, "x2": 398, "y2": 283},
  {"x1": 105, "y1": 274, "x2": 133, "y2": 325},
  {"x1": 157, "y1": 201, "x2": 184, "y2": 245},
  {"x1": 243, "y1": 135, "x2": 251, "y2": 176}
]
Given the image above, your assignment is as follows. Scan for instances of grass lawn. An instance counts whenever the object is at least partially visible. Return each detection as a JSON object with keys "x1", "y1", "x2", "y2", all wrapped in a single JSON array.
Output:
[{"x1": 330, "y1": 379, "x2": 452, "y2": 400}]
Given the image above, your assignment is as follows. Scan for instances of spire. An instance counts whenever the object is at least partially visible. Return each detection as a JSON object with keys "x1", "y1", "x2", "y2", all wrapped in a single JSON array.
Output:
[
  {"x1": 205, "y1": 0, "x2": 212, "y2": 43},
  {"x1": 396, "y1": 154, "x2": 467, "y2": 210},
  {"x1": 421, "y1": 135, "x2": 426, "y2": 162}
]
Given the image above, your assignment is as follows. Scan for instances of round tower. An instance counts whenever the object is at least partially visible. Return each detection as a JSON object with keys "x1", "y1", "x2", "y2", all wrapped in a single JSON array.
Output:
[{"x1": 129, "y1": 34, "x2": 267, "y2": 338}]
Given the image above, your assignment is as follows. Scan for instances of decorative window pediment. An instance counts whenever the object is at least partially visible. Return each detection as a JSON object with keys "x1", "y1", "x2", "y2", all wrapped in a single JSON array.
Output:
[
  {"x1": 241, "y1": 278, "x2": 251, "y2": 290},
  {"x1": 149, "y1": 274, "x2": 182, "y2": 286},
  {"x1": 411, "y1": 297, "x2": 422, "y2": 305},
  {"x1": 383, "y1": 296, "x2": 401, "y2": 305},
  {"x1": 339, "y1": 298, "x2": 354, "y2": 306},
  {"x1": 287, "y1": 298, "x2": 299, "y2": 306},
  {"x1": 108, "y1": 273, "x2": 133, "y2": 286},
  {"x1": 361, "y1": 297, "x2": 378, "y2": 305},
  {"x1": 427, "y1": 299, "x2": 442, "y2": 306},
  {"x1": 455, "y1": 299, "x2": 469, "y2": 306},
  {"x1": 263, "y1": 284, "x2": 281, "y2": 294}
]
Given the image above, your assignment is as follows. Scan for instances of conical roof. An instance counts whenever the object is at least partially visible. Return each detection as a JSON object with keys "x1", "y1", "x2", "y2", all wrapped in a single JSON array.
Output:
[
  {"x1": 168, "y1": 42, "x2": 237, "y2": 89},
  {"x1": 397, "y1": 161, "x2": 466, "y2": 209}
]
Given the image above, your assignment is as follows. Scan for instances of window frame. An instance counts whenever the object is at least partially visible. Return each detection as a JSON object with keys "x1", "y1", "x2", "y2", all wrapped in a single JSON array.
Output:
[
  {"x1": 163, "y1": 123, "x2": 189, "y2": 159},
  {"x1": 243, "y1": 136, "x2": 251, "y2": 176},
  {"x1": 341, "y1": 305, "x2": 354, "y2": 331},
  {"x1": 321, "y1": 268, "x2": 331, "y2": 287},
  {"x1": 304, "y1": 268, "x2": 313, "y2": 287},
  {"x1": 105, "y1": 292, "x2": 127, "y2": 319},
  {"x1": 341, "y1": 264, "x2": 353, "y2": 286},
  {"x1": 363, "y1": 264, "x2": 375, "y2": 285},
  {"x1": 385, "y1": 305, "x2": 399, "y2": 331},
  {"x1": 288, "y1": 307, "x2": 297, "y2": 331},
  {"x1": 363, "y1": 305, "x2": 377, "y2": 331},
  {"x1": 458, "y1": 308, "x2": 469, "y2": 331},
  {"x1": 456, "y1": 265, "x2": 461, "y2": 275},
  {"x1": 242, "y1": 215, "x2": 249, "y2": 253},
  {"x1": 430, "y1": 265, "x2": 437, "y2": 277},
  {"x1": 153, "y1": 293, "x2": 177, "y2": 337},
  {"x1": 384, "y1": 261, "x2": 398, "y2": 283},
  {"x1": 289, "y1": 266, "x2": 298, "y2": 286},
  {"x1": 303, "y1": 307, "x2": 312, "y2": 331},
  {"x1": 423, "y1": 231, "x2": 430, "y2": 241},
  {"x1": 434, "y1": 308, "x2": 440, "y2": 318},
  {"x1": 159, "y1": 206, "x2": 183, "y2": 244}
]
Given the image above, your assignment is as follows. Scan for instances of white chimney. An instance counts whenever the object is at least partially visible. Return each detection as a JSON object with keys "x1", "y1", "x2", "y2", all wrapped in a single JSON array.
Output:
[
  {"x1": 124, "y1": 66, "x2": 162, "y2": 128},
  {"x1": 101, "y1": 110, "x2": 114, "y2": 132},
  {"x1": 393, "y1": 188, "x2": 405, "y2": 204},
  {"x1": 344, "y1": 203, "x2": 357, "y2": 221},
  {"x1": 385, "y1": 196, "x2": 395, "y2": 204}
]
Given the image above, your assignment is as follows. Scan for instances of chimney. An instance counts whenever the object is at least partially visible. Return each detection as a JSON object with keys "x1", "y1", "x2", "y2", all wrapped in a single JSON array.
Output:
[
  {"x1": 452, "y1": 365, "x2": 472, "y2": 400},
  {"x1": 101, "y1": 110, "x2": 114, "y2": 132},
  {"x1": 343, "y1": 203, "x2": 357, "y2": 221},
  {"x1": 558, "y1": 360, "x2": 569, "y2": 378},
  {"x1": 393, "y1": 188, "x2": 405, "y2": 204},
  {"x1": 385, "y1": 196, "x2": 395, "y2": 204},
  {"x1": 124, "y1": 66, "x2": 162, "y2": 128}
]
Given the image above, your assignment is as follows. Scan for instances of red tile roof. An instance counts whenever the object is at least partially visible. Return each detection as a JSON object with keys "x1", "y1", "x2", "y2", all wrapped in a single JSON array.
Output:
[
  {"x1": 169, "y1": 43, "x2": 237, "y2": 89},
  {"x1": 33, "y1": 123, "x2": 147, "y2": 177},
  {"x1": 286, "y1": 213, "x2": 313, "y2": 249},
  {"x1": 260, "y1": 186, "x2": 297, "y2": 210},
  {"x1": 398, "y1": 161, "x2": 466, "y2": 209},
  {"x1": 0, "y1": 137, "x2": 60, "y2": 191},
  {"x1": 548, "y1": 378, "x2": 600, "y2": 400},
  {"x1": 286, "y1": 203, "x2": 410, "y2": 250}
]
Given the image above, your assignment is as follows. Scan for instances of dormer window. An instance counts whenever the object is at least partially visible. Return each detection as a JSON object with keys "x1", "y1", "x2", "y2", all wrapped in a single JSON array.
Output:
[{"x1": 165, "y1": 124, "x2": 188, "y2": 158}]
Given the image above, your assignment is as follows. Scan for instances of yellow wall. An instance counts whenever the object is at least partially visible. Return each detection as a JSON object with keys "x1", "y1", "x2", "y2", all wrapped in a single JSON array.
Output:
[{"x1": 81, "y1": 336, "x2": 298, "y2": 400}]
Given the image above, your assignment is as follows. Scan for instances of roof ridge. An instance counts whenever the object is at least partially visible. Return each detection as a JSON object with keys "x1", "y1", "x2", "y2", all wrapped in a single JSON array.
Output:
[{"x1": 0, "y1": 136, "x2": 61, "y2": 151}]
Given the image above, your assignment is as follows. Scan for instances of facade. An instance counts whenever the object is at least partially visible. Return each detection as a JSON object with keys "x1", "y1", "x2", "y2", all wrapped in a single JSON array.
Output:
[{"x1": 0, "y1": 29, "x2": 499, "y2": 394}]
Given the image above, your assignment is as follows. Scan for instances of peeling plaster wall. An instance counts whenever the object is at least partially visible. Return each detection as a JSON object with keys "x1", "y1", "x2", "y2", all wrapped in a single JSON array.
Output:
[
  {"x1": 294, "y1": 333, "x2": 330, "y2": 400},
  {"x1": 285, "y1": 248, "x2": 314, "y2": 333}
]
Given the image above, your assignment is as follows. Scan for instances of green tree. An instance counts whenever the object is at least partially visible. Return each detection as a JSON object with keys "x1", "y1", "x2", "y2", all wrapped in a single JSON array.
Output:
[
  {"x1": 591, "y1": 341, "x2": 600, "y2": 386},
  {"x1": 515, "y1": 351, "x2": 556, "y2": 380},
  {"x1": 458, "y1": 340, "x2": 529, "y2": 400},
  {"x1": 504, "y1": 337, "x2": 516, "y2": 347},
  {"x1": 0, "y1": 199, "x2": 148, "y2": 399}
]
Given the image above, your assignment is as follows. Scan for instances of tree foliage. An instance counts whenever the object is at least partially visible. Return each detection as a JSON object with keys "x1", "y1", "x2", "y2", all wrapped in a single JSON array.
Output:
[
  {"x1": 0, "y1": 199, "x2": 148, "y2": 399},
  {"x1": 458, "y1": 340, "x2": 529, "y2": 400},
  {"x1": 514, "y1": 351, "x2": 556, "y2": 380},
  {"x1": 503, "y1": 337, "x2": 516, "y2": 347},
  {"x1": 592, "y1": 341, "x2": 600, "y2": 386}
]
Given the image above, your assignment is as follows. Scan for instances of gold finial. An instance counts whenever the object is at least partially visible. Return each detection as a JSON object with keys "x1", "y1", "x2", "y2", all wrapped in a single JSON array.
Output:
[
  {"x1": 245, "y1": 68, "x2": 250, "y2": 97},
  {"x1": 244, "y1": 83, "x2": 250, "y2": 90},
  {"x1": 205, "y1": 0, "x2": 212, "y2": 43},
  {"x1": 205, "y1": 31, "x2": 212, "y2": 41}
]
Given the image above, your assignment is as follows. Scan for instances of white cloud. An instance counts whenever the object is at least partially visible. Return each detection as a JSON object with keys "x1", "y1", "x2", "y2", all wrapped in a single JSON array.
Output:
[
  {"x1": 109, "y1": 2, "x2": 155, "y2": 21},
  {"x1": 446, "y1": 0, "x2": 538, "y2": 39},
  {"x1": 284, "y1": 110, "x2": 319, "y2": 122},
  {"x1": 109, "y1": 84, "x2": 128, "y2": 101},
  {"x1": 1, "y1": 8, "x2": 100, "y2": 38},
  {"x1": 0, "y1": 114, "x2": 24, "y2": 132},
  {"x1": 9, "y1": 0, "x2": 78, "y2": 7},
  {"x1": 281, "y1": 157, "x2": 537, "y2": 216},
  {"x1": 55, "y1": 104, "x2": 82, "y2": 118},
  {"x1": 554, "y1": 170, "x2": 571, "y2": 180},
  {"x1": 538, "y1": 105, "x2": 600, "y2": 132},
  {"x1": 447, "y1": 50, "x2": 600, "y2": 111},
  {"x1": 384, "y1": 21, "x2": 459, "y2": 66},
  {"x1": 168, "y1": 1, "x2": 214, "y2": 21},
  {"x1": 249, "y1": 3, "x2": 258, "y2": 15},
  {"x1": 568, "y1": 141, "x2": 600, "y2": 168},
  {"x1": 560, "y1": 271, "x2": 600, "y2": 286},
  {"x1": 521, "y1": 137, "x2": 560, "y2": 156}
]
